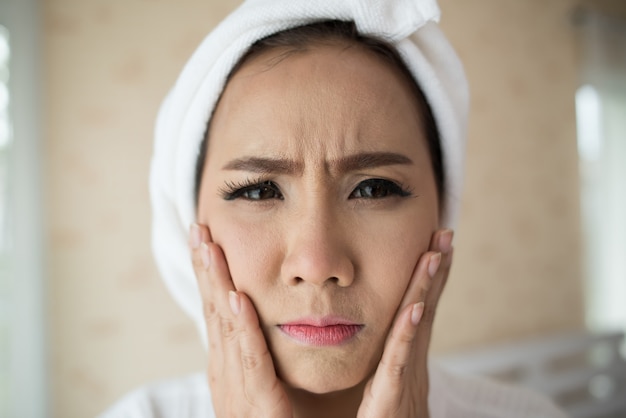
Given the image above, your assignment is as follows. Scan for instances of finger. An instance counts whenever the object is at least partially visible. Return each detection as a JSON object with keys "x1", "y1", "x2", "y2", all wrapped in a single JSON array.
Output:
[
  {"x1": 190, "y1": 224, "x2": 240, "y2": 385},
  {"x1": 189, "y1": 222, "x2": 212, "y2": 248},
  {"x1": 396, "y1": 250, "x2": 441, "y2": 316},
  {"x1": 189, "y1": 224, "x2": 219, "y2": 342},
  {"x1": 202, "y1": 241, "x2": 244, "y2": 388},
  {"x1": 436, "y1": 229, "x2": 453, "y2": 286},
  {"x1": 422, "y1": 248, "x2": 452, "y2": 329},
  {"x1": 203, "y1": 241, "x2": 237, "y2": 312},
  {"x1": 429, "y1": 228, "x2": 453, "y2": 255},
  {"x1": 422, "y1": 229, "x2": 454, "y2": 324},
  {"x1": 233, "y1": 291, "x2": 288, "y2": 411},
  {"x1": 190, "y1": 224, "x2": 209, "y2": 288},
  {"x1": 429, "y1": 228, "x2": 453, "y2": 288},
  {"x1": 430, "y1": 243, "x2": 451, "y2": 298},
  {"x1": 189, "y1": 225, "x2": 225, "y2": 379},
  {"x1": 368, "y1": 302, "x2": 425, "y2": 407},
  {"x1": 189, "y1": 224, "x2": 223, "y2": 386},
  {"x1": 190, "y1": 224, "x2": 219, "y2": 308}
]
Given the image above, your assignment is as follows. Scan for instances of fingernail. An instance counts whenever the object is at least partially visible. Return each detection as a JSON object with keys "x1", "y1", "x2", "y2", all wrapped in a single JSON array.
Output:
[
  {"x1": 411, "y1": 302, "x2": 424, "y2": 326},
  {"x1": 439, "y1": 229, "x2": 454, "y2": 254},
  {"x1": 190, "y1": 223, "x2": 201, "y2": 249},
  {"x1": 229, "y1": 291, "x2": 240, "y2": 316},
  {"x1": 200, "y1": 242, "x2": 211, "y2": 269},
  {"x1": 428, "y1": 253, "x2": 441, "y2": 278}
]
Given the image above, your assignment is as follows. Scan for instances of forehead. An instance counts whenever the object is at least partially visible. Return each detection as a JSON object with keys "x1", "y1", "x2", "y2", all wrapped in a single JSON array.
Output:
[{"x1": 206, "y1": 43, "x2": 426, "y2": 162}]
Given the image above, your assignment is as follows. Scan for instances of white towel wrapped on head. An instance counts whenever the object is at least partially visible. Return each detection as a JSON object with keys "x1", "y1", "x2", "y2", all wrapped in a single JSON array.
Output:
[{"x1": 149, "y1": 0, "x2": 469, "y2": 342}]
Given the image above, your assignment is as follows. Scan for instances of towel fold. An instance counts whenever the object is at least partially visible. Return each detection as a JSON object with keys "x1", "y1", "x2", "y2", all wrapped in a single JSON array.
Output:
[{"x1": 149, "y1": 0, "x2": 469, "y2": 342}]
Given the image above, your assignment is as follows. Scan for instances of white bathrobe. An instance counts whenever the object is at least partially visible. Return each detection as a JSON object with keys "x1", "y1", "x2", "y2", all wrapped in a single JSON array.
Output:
[{"x1": 99, "y1": 364, "x2": 568, "y2": 417}]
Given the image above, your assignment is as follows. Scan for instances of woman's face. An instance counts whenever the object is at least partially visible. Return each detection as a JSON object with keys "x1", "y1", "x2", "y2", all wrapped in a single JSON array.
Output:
[{"x1": 197, "y1": 42, "x2": 438, "y2": 394}]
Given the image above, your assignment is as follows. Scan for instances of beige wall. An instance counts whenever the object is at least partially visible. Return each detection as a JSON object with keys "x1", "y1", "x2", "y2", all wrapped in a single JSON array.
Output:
[
  {"x1": 434, "y1": 0, "x2": 585, "y2": 351},
  {"x1": 43, "y1": 1, "x2": 584, "y2": 417}
]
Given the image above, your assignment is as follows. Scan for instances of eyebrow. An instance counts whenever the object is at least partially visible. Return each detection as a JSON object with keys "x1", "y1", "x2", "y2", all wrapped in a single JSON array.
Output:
[
  {"x1": 222, "y1": 157, "x2": 303, "y2": 174},
  {"x1": 335, "y1": 152, "x2": 413, "y2": 172},
  {"x1": 222, "y1": 152, "x2": 413, "y2": 174}
]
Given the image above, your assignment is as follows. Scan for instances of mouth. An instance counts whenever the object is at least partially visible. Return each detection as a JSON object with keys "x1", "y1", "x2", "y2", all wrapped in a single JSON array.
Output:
[{"x1": 278, "y1": 317, "x2": 364, "y2": 346}]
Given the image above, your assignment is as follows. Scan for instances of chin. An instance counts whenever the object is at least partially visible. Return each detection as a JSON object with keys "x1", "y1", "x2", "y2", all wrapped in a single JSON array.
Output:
[
  {"x1": 275, "y1": 350, "x2": 375, "y2": 394},
  {"x1": 284, "y1": 373, "x2": 360, "y2": 394}
]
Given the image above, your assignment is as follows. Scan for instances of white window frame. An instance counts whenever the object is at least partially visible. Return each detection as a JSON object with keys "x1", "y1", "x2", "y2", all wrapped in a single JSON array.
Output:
[
  {"x1": 0, "y1": 0, "x2": 47, "y2": 417},
  {"x1": 575, "y1": 8, "x2": 626, "y2": 335}
]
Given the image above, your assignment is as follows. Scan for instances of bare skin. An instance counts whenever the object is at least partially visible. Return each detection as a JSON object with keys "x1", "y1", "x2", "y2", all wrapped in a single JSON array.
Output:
[{"x1": 191, "y1": 42, "x2": 454, "y2": 417}]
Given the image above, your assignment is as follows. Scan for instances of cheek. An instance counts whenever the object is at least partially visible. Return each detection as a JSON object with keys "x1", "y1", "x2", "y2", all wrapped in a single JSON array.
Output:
[
  {"x1": 356, "y1": 211, "x2": 435, "y2": 314},
  {"x1": 206, "y1": 209, "x2": 282, "y2": 294}
]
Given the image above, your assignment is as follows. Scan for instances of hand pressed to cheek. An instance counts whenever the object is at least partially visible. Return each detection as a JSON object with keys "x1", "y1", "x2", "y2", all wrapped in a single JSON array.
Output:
[
  {"x1": 190, "y1": 226, "x2": 248, "y2": 382},
  {"x1": 189, "y1": 223, "x2": 293, "y2": 417},
  {"x1": 356, "y1": 229, "x2": 453, "y2": 418}
]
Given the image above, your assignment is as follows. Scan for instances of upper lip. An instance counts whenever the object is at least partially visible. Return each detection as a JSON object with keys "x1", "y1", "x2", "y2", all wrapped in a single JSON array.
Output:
[{"x1": 279, "y1": 316, "x2": 361, "y2": 327}]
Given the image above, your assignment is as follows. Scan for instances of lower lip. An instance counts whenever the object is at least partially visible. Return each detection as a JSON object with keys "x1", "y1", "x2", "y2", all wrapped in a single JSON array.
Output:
[{"x1": 279, "y1": 324, "x2": 363, "y2": 346}]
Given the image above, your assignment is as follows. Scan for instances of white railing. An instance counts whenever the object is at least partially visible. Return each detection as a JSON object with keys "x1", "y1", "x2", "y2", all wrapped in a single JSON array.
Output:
[{"x1": 437, "y1": 331, "x2": 626, "y2": 418}]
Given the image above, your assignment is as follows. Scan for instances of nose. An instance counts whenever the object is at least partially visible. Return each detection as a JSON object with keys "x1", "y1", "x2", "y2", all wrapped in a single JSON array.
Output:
[{"x1": 280, "y1": 208, "x2": 355, "y2": 288}]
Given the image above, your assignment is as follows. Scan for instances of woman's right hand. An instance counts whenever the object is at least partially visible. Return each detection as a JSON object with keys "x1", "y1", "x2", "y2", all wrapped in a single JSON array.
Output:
[{"x1": 189, "y1": 223, "x2": 293, "y2": 418}]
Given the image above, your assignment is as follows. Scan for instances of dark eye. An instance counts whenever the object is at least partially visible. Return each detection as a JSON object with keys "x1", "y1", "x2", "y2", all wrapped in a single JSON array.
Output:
[
  {"x1": 224, "y1": 180, "x2": 283, "y2": 201},
  {"x1": 349, "y1": 179, "x2": 411, "y2": 199}
]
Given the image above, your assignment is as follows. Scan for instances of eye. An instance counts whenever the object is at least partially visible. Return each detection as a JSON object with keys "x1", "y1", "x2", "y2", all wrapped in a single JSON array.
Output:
[
  {"x1": 222, "y1": 180, "x2": 284, "y2": 201},
  {"x1": 349, "y1": 178, "x2": 411, "y2": 199}
]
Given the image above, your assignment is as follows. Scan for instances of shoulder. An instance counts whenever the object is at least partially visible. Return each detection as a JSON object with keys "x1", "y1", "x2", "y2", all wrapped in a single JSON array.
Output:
[
  {"x1": 429, "y1": 363, "x2": 568, "y2": 418},
  {"x1": 97, "y1": 373, "x2": 214, "y2": 418}
]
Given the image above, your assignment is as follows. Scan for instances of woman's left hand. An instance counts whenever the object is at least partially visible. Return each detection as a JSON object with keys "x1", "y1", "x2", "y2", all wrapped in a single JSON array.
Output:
[{"x1": 357, "y1": 229, "x2": 453, "y2": 418}]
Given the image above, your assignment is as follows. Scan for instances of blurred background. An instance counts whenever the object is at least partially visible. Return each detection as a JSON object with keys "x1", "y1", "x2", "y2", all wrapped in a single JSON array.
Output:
[{"x1": 0, "y1": 0, "x2": 625, "y2": 417}]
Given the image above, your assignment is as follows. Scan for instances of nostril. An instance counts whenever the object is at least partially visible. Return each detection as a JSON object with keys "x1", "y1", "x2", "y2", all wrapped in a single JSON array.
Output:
[{"x1": 290, "y1": 276, "x2": 341, "y2": 286}]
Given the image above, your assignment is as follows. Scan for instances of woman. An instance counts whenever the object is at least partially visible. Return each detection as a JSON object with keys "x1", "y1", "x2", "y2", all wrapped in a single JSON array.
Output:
[{"x1": 102, "y1": 0, "x2": 566, "y2": 416}]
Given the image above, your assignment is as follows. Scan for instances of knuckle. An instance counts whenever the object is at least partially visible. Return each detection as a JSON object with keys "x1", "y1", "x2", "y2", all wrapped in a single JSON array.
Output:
[
  {"x1": 203, "y1": 301, "x2": 217, "y2": 322},
  {"x1": 397, "y1": 329, "x2": 415, "y2": 344},
  {"x1": 241, "y1": 353, "x2": 260, "y2": 371},
  {"x1": 191, "y1": 252, "x2": 204, "y2": 272},
  {"x1": 385, "y1": 361, "x2": 408, "y2": 379},
  {"x1": 380, "y1": 354, "x2": 409, "y2": 380},
  {"x1": 220, "y1": 316, "x2": 236, "y2": 339},
  {"x1": 241, "y1": 345, "x2": 269, "y2": 372},
  {"x1": 191, "y1": 254, "x2": 200, "y2": 268}
]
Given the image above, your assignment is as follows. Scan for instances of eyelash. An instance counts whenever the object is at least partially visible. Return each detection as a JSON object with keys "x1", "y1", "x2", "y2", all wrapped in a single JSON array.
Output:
[
  {"x1": 219, "y1": 178, "x2": 413, "y2": 201},
  {"x1": 350, "y1": 178, "x2": 413, "y2": 199},
  {"x1": 219, "y1": 178, "x2": 284, "y2": 201}
]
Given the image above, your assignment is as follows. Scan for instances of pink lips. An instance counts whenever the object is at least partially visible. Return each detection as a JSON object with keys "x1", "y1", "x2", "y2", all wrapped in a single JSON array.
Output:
[{"x1": 279, "y1": 317, "x2": 363, "y2": 346}]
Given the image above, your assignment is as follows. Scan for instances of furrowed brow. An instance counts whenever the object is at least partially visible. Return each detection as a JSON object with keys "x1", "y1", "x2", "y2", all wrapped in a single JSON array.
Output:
[
  {"x1": 222, "y1": 157, "x2": 303, "y2": 175},
  {"x1": 333, "y1": 152, "x2": 413, "y2": 172}
]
